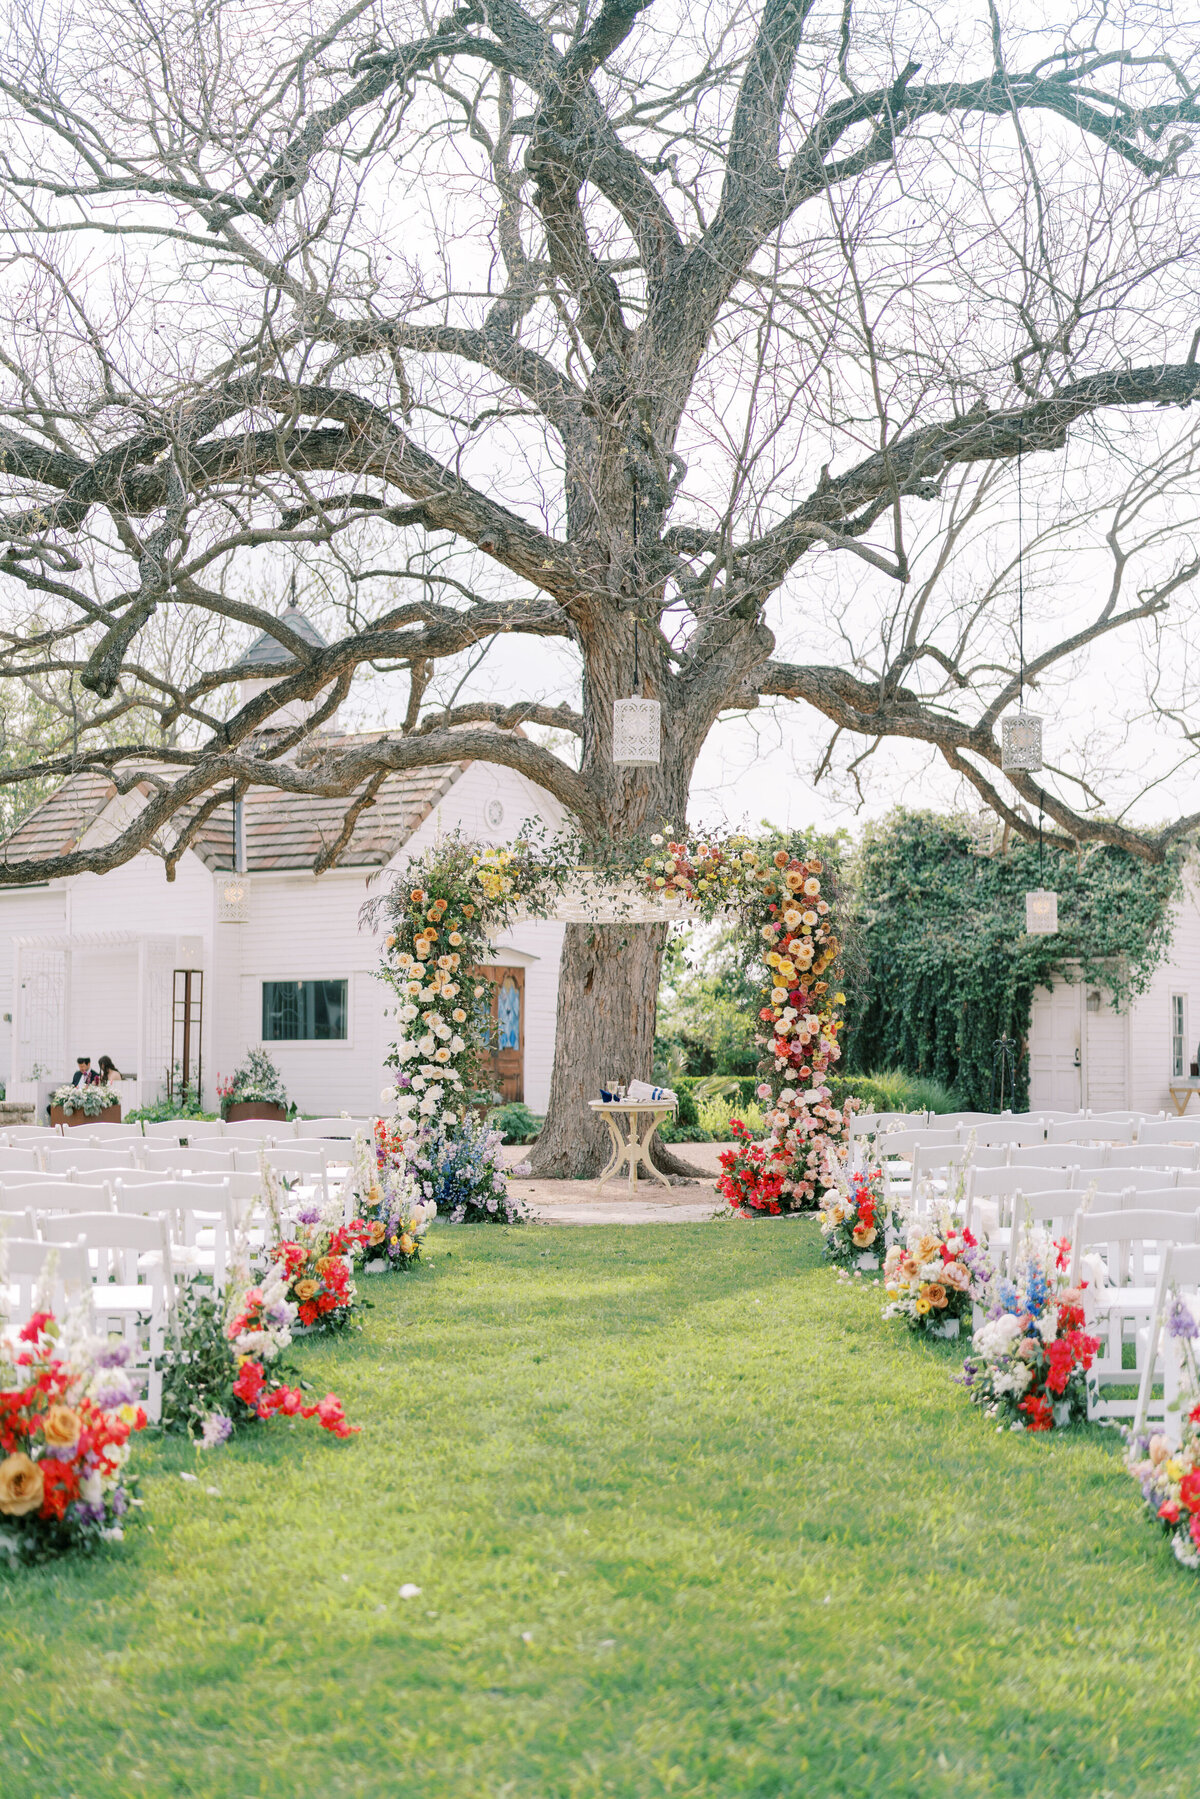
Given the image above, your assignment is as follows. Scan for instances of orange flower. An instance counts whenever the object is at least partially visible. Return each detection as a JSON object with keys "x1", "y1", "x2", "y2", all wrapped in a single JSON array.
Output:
[
  {"x1": 851, "y1": 1224, "x2": 877, "y2": 1248},
  {"x1": 294, "y1": 1278, "x2": 319, "y2": 1302},
  {"x1": 0, "y1": 1453, "x2": 44, "y2": 1516},
  {"x1": 42, "y1": 1405, "x2": 81, "y2": 1449},
  {"x1": 921, "y1": 1282, "x2": 949, "y2": 1310}
]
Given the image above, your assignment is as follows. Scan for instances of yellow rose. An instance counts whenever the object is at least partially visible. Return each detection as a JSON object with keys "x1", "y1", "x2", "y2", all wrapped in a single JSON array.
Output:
[
  {"x1": 399, "y1": 1233, "x2": 415, "y2": 1256},
  {"x1": 0, "y1": 1452, "x2": 44, "y2": 1516},
  {"x1": 42, "y1": 1404, "x2": 81, "y2": 1449},
  {"x1": 367, "y1": 1221, "x2": 387, "y2": 1245},
  {"x1": 294, "y1": 1278, "x2": 320, "y2": 1301},
  {"x1": 851, "y1": 1225, "x2": 877, "y2": 1248}
]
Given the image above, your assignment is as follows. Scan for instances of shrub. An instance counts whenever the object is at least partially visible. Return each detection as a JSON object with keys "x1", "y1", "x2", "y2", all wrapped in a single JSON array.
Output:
[
  {"x1": 826, "y1": 1069, "x2": 964, "y2": 1115},
  {"x1": 49, "y1": 1083, "x2": 118, "y2": 1118},
  {"x1": 487, "y1": 1101, "x2": 543, "y2": 1144},
  {"x1": 217, "y1": 1050, "x2": 290, "y2": 1115},
  {"x1": 126, "y1": 1085, "x2": 219, "y2": 1125}
]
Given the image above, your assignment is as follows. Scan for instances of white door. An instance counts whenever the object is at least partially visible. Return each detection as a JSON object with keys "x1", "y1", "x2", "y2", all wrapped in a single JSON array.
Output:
[
  {"x1": 1029, "y1": 980, "x2": 1082, "y2": 1111},
  {"x1": 1083, "y1": 986, "x2": 1128, "y2": 1111}
]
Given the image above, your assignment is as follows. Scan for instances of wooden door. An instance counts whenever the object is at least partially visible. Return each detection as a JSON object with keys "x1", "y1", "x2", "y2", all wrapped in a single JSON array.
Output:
[{"x1": 474, "y1": 965, "x2": 525, "y2": 1103}]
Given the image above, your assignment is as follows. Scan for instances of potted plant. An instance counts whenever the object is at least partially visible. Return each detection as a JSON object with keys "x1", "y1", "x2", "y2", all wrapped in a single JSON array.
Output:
[
  {"x1": 49, "y1": 1084, "x2": 121, "y2": 1127},
  {"x1": 217, "y1": 1050, "x2": 291, "y2": 1123}
]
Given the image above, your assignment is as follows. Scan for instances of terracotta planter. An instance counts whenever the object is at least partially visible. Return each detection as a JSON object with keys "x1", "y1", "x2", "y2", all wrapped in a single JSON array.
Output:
[
  {"x1": 51, "y1": 1103, "x2": 121, "y2": 1127},
  {"x1": 223, "y1": 1101, "x2": 289, "y2": 1123}
]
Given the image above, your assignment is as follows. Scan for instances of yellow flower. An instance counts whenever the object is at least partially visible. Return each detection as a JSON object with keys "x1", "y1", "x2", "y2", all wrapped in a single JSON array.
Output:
[
  {"x1": 914, "y1": 1298, "x2": 931, "y2": 1316},
  {"x1": 0, "y1": 1453, "x2": 43, "y2": 1516},
  {"x1": 1166, "y1": 1458, "x2": 1186, "y2": 1482},
  {"x1": 294, "y1": 1278, "x2": 320, "y2": 1301},
  {"x1": 834, "y1": 993, "x2": 845, "y2": 1005},
  {"x1": 399, "y1": 1233, "x2": 415, "y2": 1256}
]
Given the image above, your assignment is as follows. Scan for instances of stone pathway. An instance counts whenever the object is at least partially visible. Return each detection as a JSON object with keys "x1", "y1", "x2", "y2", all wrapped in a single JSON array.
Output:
[{"x1": 500, "y1": 1139, "x2": 730, "y2": 1225}]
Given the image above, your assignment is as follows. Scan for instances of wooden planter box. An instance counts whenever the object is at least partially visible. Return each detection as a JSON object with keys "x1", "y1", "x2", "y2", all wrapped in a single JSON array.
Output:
[
  {"x1": 223, "y1": 1101, "x2": 289, "y2": 1124},
  {"x1": 51, "y1": 1103, "x2": 121, "y2": 1127}
]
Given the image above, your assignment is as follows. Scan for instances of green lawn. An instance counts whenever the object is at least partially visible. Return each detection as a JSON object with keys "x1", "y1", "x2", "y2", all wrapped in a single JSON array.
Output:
[{"x1": 2, "y1": 1220, "x2": 1198, "y2": 1798}]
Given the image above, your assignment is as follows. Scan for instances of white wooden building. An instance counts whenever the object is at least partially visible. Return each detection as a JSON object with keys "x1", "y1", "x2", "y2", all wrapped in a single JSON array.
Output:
[
  {"x1": 1028, "y1": 865, "x2": 1200, "y2": 1114},
  {"x1": 0, "y1": 614, "x2": 568, "y2": 1118}
]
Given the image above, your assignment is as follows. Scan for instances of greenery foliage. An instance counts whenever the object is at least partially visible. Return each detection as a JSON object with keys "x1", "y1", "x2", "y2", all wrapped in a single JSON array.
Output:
[
  {"x1": 218, "y1": 1050, "x2": 290, "y2": 1114},
  {"x1": 126, "y1": 1084, "x2": 218, "y2": 1126},
  {"x1": 49, "y1": 1082, "x2": 118, "y2": 1117},
  {"x1": 826, "y1": 1069, "x2": 965, "y2": 1115},
  {"x1": 845, "y1": 810, "x2": 1184, "y2": 1109},
  {"x1": 486, "y1": 1101, "x2": 543, "y2": 1145}
]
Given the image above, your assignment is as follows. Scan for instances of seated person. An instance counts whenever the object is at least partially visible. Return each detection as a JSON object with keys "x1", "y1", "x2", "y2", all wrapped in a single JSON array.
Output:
[
  {"x1": 70, "y1": 1055, "x2": 93, "y2": 1086},
  {"x1": 97, "y1": 1054, "x2": 123, "y2": 1087}
]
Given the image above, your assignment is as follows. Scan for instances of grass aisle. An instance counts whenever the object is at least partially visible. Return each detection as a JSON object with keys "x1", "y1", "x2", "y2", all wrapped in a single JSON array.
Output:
[{"x1": 2, "y1": 1220, "x2": 1198, "y2": 1798}]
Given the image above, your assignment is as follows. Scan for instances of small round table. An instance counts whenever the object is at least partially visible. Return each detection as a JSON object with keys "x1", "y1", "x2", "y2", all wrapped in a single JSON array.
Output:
[{"x1": 589, "y1": 1099, "x2": 677, "y2": 1196}]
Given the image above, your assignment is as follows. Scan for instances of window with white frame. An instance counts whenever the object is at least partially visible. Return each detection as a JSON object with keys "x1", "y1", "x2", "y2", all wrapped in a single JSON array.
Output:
[{"x1": 1171, "y1": 993, "x2": 1187, "y2": 1079}]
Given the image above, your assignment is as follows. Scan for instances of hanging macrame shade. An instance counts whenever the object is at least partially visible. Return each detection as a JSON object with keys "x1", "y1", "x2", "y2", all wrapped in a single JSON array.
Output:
[
  {"x1": 612, "y1": 617, "x2": 661, "y2": 766},
  {"x1": 1001, "y1": 710, "x2": 1044, "y2": 772},
  {"x1": 612, "y1": 696, "x2": 661, "y2": 766},
  {"x1": 1024, "y1": 889, "x2": 1058, "y2": 935}
]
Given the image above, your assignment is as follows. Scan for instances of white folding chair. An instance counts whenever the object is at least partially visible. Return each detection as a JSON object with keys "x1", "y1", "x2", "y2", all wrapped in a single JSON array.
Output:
[
  {"x1": 71, "y1": 1125, "x2": 146, "y2": 1144},
  {"x1": 3, "y1": 1180, "x2": 113, "y2": 1215},
  {"x1": 1087, "y1": 1167, "x2": 1181, "y2": 1197},
  {"x1": 1134, "y1": 1243, "x2": 1200, "y2": 1436},
  {"x1": 1071, "y1": 1208, "x2": 1200, "y2": 1423},
  {"x1": 222, "y1": 1120, "x2": 285, "y2": 1140},
  {"x1": 0, "y1": 1237, "x2": 91, "y2": 1324},
  {"x1": 1119, "y1": 1187, "x2": 1200, "y2": 1212},
  {"x1": 1108, "y1": 1143, "x2": 1199, "y2": 1173},
  {"x1": 970, "y1": 1120, "x2": 1046, "y2": 1148},
  {"x1": 1139, "y1": 1117, "x2": 1200, "y2": 1148},
  {"x1": 0, "y1": 1147, "x2": 42, "y2": 1175},
  {"x1": 304, "y1": 1116, "x2": 377, "y2": 1139},
  {"x1": 1009, "y1": 1143, "x2": 1106, "y2": 1171},
  {"x1": 1048, "y1": 1119, "x2": 1138, "y2": 1146},
  {"x1": 237, "y1": 1145, "x2": 330, "y2": 1207},
  {"x1": 0, "y1": 1196, "x2": 37, "y2": 1236},
  {"x1": 39, "y1": 1212, "x2": 172, "y2": 1420},
  {"x1": 170, "y1": 1182, "x2": 236, "y2": 1290},
  {"x1": 140, "y1": 1143, "x2": 238, "y2": 1175},
  {"x1": 43, "y1": 1144, "x2": 137, "y2": 1176},
  {"x1": 1, "y1": 1126, "x2": 64, "y2": 1144},
  {"x1": 965, "y1": 1165, "x2": 1080, "y2": 1235}
]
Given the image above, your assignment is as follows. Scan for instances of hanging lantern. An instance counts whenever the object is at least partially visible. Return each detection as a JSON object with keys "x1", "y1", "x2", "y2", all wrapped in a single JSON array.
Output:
[
  {"x1": 218, "y1": 875, "x2": 250, "y2": 922},
  {"x1": 612, "y1": 695, "x2": 661, "y2": 767},
  {"x1": 1002, "y1": 711, "x2": 1043, "y2": 772},
  {"x1": 1024, "y1": 888, "x2": 1058, "y2": 935}
]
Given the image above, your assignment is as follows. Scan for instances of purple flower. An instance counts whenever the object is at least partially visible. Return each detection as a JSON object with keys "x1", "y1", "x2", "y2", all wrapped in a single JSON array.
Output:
[
  {"x1": 1168, "y1": 1295, "x2": 1200, "y2": 1339},
  {"x1": 110, "y1": 1488, "x2": 128, "y2": 1517},
  {"x1": 93, "y1": 1378, "x2": 136, "y2": 1410},
  {"x1": 296, "y1": 1204, "x2": 322, "y2": 1225},
  {"x1": 200, "y1": 1413, "x2": 234, "y2": 1448},
  {"x1": 95, "y1": 1343, "x2": 132, "y2": 1368},
  {"x1": 267, "y1": 1304, "x2": 291, "y2": 1327}
]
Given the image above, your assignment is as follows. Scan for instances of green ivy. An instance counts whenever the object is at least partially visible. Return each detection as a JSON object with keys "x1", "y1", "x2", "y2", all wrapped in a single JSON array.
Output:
[{"x1": 844, "y1": 810, "x2": 1186, "y2": 1110}]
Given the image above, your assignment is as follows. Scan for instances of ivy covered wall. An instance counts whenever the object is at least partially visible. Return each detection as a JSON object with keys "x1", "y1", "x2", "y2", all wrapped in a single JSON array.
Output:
[{"x1": 844, "y1": 811, "x2": 1186, "y2": 1109}]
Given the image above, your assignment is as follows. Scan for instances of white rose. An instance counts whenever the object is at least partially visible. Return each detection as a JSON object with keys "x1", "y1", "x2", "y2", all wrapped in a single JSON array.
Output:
[
  {"x1": 419, "y1": 1034, "x2": 436, "y2": 1055},
  {"x1": 450, "y1": 1035, "x2": 465, "y2": 1053},
  {"x1": 411, "y1": 1076, "x2": 427, "y2": 1091},
  {"x1": 433, "y1": 1020, "x2": 452, "y2": 1041},
  {"x1": 400, "y1": 1004, "x2": 419, "y2": 1022},
  {"x1": 441, "y1": 1111, "x2": 456, "y2": 1125},
  {"x1": 394, "y1": 1040, "x2": 416, "y2": 1063},
  {"x1": 419, "y1": 1092, "x2": 438, "y2": 1115},
  {"x1": 380, "y1": 1085, "x2": 397, "y2": 1103}
]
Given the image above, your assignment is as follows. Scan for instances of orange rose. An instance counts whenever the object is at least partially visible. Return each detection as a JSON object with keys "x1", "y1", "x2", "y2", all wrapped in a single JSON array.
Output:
[
  {"x1": 399, "y1": 1233, "x2": 414, "y2": 1256},
  {"x1": 367, "y1": 1221, "x2": 386, "y2": 1246},
  {"x1": 42, "y1": 1405, "x2": 81, "y2": 1449},
  {"x1": 0, "y1": 1453, "x2": 44, "y2": 1516},
  {"x1": 294, "y1": 1278, "x2": 319, "y2": 1302},
  {"x1": 851, "y1": 1224, "x2": 877, "y2": 1248},
  {"x1": 921, "y1": 1283, "x2": 949, "y2": 1310}
]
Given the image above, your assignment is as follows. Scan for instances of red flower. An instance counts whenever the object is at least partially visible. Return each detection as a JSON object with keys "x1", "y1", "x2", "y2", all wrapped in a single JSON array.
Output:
[
  {"x1": 1179, "y1": 1470, "x2": 1200, "y2": 1514},
  {"x1": 233, "y1": 1360, "x2": 267, "y2": 1408},
  {"x1": 1018, "y1": 1393, "x2": 1054, "y2": 1431},
  {"x1": 1159, "y1": 1500, "x2": 1182, "y2": 1523},
  {"x1": 19, "y1": 1312, "x2": 54, "y2": 1343}
]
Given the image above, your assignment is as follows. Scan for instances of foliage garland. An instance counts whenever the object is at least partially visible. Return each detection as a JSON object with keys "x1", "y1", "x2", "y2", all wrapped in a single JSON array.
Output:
[
  {"x1": 846, "y1": 810, "x2": 1186, "y2": 1110},
  {"x1": 376, "y1": 824, "x2": 853, "y2": 1209}
]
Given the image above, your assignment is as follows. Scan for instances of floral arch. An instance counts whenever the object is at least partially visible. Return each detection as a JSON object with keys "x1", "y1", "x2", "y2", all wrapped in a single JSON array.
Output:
[{"x1": 375, "y1": 827, "x2": 852, "y2": 1209}]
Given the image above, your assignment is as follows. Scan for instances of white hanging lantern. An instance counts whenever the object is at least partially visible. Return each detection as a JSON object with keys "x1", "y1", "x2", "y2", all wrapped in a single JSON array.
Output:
[
  {"x1": 1002, "y1": 711, "x2": 1043, "y2": 773},
  {"x1": 1024, "y1": 889, "x2": 1058, "y2": 935},
  {"x1": 612, "y1": 696, "x2": 661, "y2": 767},
  {"x1": 218, "y1": 875, "x2": 250, "y2": 923}
]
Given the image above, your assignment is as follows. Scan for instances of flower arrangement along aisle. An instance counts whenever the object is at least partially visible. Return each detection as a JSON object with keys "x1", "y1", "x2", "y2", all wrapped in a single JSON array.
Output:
[
  {"x1": 159, "y1": 1266, "x2": 358, "y2": 1446},
  {"x1": 957, "y1": 1231, "x2": 1099, "y2": 1429},
  {"x1": 377, "y1": 1114, "x2": 524, "y2": 1224},
  {"x1": 1126, "y1": 1296, "x2": 1200, "y2": 1568},
  {"x1": 272, "y1": 1200, "x2": 370, "y2": 1330},
  {"x1": 348, "y1": 1131, "x2": 436, "y2": 1269},
  {"x1": 717, "y1": 1120, "x2": 790, "y2": 1216},
  {"x1": 376, "y1": 825, "x2": 852, "y2": 1209},
  {"x1": 0, "y1": 1304, "x2": 147, "y2": 1562},
  {"x1": 883, "y1": 1197, "x2": 992, "y2": 1338},
  {"x1": 818, "y1": 1163, "x2": 896, "y2": 1270}
]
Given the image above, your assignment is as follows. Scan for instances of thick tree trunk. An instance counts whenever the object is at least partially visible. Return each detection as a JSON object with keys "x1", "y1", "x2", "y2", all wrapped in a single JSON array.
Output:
[{"x1": 530, "y1": 918, "x2": 667, "y2": 1177}]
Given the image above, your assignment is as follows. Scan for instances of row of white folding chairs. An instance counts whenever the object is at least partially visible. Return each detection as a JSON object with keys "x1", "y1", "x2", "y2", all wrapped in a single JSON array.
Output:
[
  {"x1": 0, "y1": 1179, "x2": 238, "y2": 1286},
  {"x1": 0, "y1": 1114, "x2": 376, "y2": 1146},
  {"x1": 0, "y1": 1140, "x2": 348, "y2": 1186},
  {"x1": 1134, "y1": 1243, "x2": 1200, "y2": 1435}
]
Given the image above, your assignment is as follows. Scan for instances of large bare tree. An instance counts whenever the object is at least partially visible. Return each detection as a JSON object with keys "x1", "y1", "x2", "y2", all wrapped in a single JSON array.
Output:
[{"x1": 0, "y1": 0, "x2": 1198, "y2": 1168}]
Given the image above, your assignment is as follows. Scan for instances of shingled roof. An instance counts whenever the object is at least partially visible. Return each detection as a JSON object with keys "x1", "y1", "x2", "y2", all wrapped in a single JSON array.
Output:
[
  {"x1": 234, "y1": 605, "x2": 329, "y2": 673},
  {"x1": 0, "y1": 739, "x2": 470, "y2": 875}
]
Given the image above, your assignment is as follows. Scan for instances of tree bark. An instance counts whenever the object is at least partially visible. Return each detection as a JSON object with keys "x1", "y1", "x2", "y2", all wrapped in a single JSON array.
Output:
[{"x1": 531, "y1": 918, "x2": 668, "y2": 1178}]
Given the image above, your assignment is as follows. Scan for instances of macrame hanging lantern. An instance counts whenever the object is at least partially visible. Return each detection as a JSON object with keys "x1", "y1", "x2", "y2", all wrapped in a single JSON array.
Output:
[
  {"x1": 1002, "y1": 710, "x2": 1043, "y2": 773},
  {"x1": 1024, "y1": 889, "x2": 1058, "y2": 935},
  {"x1": 1023, "y1": 799, "x2": 1057, "y2": 935},
  {"x1": 612, "y1": 618, "x2": 661, "y2": 767},
  {"x1": 1001, "y1": 434, "x2": 1044, "y2": 775},
  {"x1": 218, "y1": 784, "x2": 250, "y2": 921}
]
